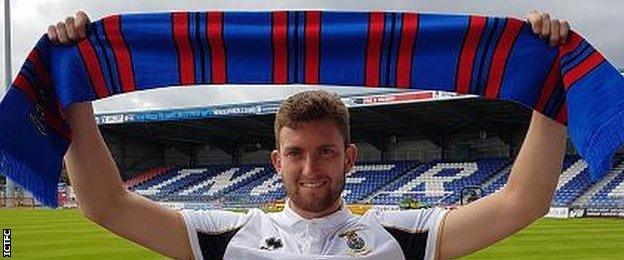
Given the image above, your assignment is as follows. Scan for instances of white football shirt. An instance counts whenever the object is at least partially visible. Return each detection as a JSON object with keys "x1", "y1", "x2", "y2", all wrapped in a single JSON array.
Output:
[{"x1": 181, "y1": 200, "x2": 448, "y2": 260}]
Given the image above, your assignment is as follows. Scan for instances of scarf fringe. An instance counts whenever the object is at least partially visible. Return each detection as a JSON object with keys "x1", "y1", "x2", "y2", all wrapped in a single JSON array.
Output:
[
  {"x1": 584, "y1": 106, "x2": 624, "y2": 181},
  {"x1": 1, "y1": 149, "x2": 59, "y2": 208}
]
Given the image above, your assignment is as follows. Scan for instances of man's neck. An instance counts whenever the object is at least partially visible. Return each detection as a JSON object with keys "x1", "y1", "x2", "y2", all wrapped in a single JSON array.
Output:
[{"x1": 289, "y1": 199, "x2": 342, "y2": 219}]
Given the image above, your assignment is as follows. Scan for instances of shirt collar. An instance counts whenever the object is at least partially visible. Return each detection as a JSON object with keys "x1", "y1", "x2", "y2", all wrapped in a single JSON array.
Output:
[{"x1": 279, "y1": 198, "x2": 353, "y2": 230}]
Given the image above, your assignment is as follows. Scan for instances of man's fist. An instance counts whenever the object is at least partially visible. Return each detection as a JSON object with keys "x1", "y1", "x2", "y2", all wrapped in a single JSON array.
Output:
[
  {"x1": 526, "y1": 10, "x2": 571, "y2": 46},
  {"x1": 47, "y1": 11, "x2": 90, "y2": 44}
]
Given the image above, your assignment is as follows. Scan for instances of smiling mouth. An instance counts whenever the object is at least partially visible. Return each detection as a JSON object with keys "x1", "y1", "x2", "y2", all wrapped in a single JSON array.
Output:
[{"x1": 299, "y1": 180, "x2": 328, "y2": 188}]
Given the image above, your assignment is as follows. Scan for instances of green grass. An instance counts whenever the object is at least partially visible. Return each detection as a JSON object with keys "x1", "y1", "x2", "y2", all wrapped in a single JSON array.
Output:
[
  {"x1": 1, "y1": 209, "x2": 623, "y2": 259},
  {"x1": 464, "y1": 218, "x2": 624, "y2": 260},
  {"x1": 0, "y1": 208, "x2": 162, "y2": 259}
]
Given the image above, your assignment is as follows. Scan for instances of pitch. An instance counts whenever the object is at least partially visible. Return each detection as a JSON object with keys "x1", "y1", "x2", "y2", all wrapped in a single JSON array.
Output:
[{"x1": 1, "y1": 208, "x2": 622, "y2": 259}]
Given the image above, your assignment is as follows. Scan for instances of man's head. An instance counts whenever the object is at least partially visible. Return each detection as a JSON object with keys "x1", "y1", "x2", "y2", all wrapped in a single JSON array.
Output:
[{"x1": 271, "y1": 90, "x2": 357, "y2": 217}]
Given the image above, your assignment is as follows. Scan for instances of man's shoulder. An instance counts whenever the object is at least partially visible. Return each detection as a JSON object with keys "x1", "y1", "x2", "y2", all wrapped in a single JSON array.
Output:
[
  {"x1": 180, "y1": 208, "x2": 266, "y2": 233},
  {"x1": 366, "y1": 207, "x2": 448, "y2": 231}
]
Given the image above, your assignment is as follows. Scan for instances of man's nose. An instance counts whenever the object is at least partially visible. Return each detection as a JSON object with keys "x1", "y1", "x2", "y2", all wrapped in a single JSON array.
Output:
[{"x1": 302, "y1": 154, "x2": 321, "y2": 177}]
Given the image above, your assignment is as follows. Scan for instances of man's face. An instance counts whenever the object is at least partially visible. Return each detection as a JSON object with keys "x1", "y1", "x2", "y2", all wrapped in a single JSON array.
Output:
[{"x1": 271, "y1": 119, "x2": 357, "y2": 213}]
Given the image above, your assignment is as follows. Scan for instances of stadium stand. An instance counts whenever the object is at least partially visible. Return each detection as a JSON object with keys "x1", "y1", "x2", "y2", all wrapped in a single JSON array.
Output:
[
  {"x1": 127, "y1": 155, "x2": 624, "y2": 209},
  {"x1": 370, "y1": 158, "x2": 509, "y2": 206},
  {"x1": 579, "y1": 154, "x2": 624, "y2": 208},
  {"x1": 124, "y1": 166, "x2": 175, "y2": 189}
]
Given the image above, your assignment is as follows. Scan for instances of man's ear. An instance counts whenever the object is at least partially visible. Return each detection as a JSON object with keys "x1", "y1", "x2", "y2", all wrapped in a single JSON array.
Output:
[
  {"x1": 271, "y1": 149, "x2": 282, "y2": 175},
  {"x1": 344, "y1": 144, "x2": 357, "y2": 173}
]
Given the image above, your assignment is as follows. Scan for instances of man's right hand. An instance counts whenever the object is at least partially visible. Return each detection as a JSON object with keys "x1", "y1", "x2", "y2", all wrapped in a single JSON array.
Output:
[{"x1": 47, "y1": 11, "x2": 90, "y2": 44}]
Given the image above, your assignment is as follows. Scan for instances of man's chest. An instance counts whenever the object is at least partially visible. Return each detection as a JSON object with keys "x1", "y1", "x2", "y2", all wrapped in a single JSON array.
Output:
[{"x1": 222, "y1": 214, "x2": 407, "y2": 259}]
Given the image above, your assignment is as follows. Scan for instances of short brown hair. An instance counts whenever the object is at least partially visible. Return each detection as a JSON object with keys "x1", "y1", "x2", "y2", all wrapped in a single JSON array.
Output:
[{"x1": 274, "y1": 90, "x2": 350, "y2": 148}]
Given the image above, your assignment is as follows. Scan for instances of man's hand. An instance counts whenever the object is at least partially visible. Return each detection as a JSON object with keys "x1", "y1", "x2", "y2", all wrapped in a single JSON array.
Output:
[
  {"x1": 526, "y1": 10, "x2": 571, "y2": 46},
  {"x1": 47, "y1": 11, "x2": 90, "y2": 44}
]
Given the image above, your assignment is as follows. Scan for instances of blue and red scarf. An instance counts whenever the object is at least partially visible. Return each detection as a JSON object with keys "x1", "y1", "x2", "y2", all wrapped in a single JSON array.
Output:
[{"x1": 1, "y1": 11, "x2": 623, "y2": 207}]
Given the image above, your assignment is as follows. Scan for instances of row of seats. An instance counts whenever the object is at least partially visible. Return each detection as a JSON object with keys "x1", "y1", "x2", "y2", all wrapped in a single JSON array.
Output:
[{"x1": 128, "y1": 156, "x2": 624, "y2": 208}]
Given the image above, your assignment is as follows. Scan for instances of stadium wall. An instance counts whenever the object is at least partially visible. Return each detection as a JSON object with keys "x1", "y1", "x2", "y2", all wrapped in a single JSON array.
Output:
[
  {"x1": 197, "y1": 148, "x2": 232, "y2": 165},
  {"x1": 105, "y1": 135, "x2": 165, "y2": 179},
  {"x1": 385, "y1": 140, "x2": 441, "y2": 162}
]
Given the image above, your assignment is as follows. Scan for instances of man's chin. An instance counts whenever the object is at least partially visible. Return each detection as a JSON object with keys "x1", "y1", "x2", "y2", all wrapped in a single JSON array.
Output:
[{"x1": 292, "y1": 194, "x2": 338, "y2": 213}]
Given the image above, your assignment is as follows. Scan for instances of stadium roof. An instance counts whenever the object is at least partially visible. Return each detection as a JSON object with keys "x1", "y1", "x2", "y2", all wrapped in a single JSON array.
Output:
[
  {"x1": 92, "y1": 85, "x2": 406, "y2": 114},
  {"x1": 100, "y1": 93, "x2": 532, "y2": 153}
]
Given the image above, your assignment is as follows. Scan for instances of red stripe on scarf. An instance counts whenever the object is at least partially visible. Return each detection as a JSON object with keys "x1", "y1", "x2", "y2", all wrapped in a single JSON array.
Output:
[
  {"x1": 365, "y1": 13, "x2": 384, "y2": 87},
  {"x1": 172, "y1": 13, "x2": 195, "y2": 85},
  {"x1": 208, "y1": 12, "x2": 227, "y2": 84},
  {"x1": 77, "y1": 40, "x2": 109, "y2": 98},
  {"x1": 13, "y1": 75, "x2": 36, "y2": 101},
  {"x1": 456, "y1": 16, "x2": 486, "y2": 94},
  {"x1": 27, "y1": 51, "x2": 53, "y2": 91},
  {"x1": 27, "y1": 51, "x2": 66, "y2": 120},
  {"x1": 13, "y1": 74, "x2": 71, "y2": 140},
  {"x1": 484, "y1": 18, "x2": 523, "y2": 99},
  {"x1": 535, "y1": 60, "x2": 561, "y2": 111},
  {"x1": 272, "y1": 12, "x2": 288, "y2": 84},
  {"x1": 396, "y1": 13, "x2": 419, "y2": 89},
  {"x1": 563, "y1": 51, "x2": 605, "y2": 89},
  {"x1": 304, "y1": 11, "x2": 321, "y2": 84},
  {"x1": 559, "y1": 32, "x2": 583, "y2": 57},
  {"x1": 103, "y1": 15, "x2": 136, "y2": 92},
  {"x1": 535, "y1": 33, "x2": 584, "y2": 112}
]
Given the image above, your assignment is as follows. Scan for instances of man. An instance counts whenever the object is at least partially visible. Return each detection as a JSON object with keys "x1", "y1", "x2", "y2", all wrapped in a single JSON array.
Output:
[{"x1": 52, "y1": 10, "x2": 569, "y2": 259}]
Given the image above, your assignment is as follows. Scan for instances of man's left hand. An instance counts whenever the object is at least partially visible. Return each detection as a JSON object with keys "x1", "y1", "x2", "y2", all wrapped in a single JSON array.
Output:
[{"x1": 526, "y1": 10, "x2": 571, "y2": 46}]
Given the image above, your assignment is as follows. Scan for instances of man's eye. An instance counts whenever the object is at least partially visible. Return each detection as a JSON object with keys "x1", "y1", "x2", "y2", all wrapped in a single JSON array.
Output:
[
  {"x1": 320, "y1": 149, "x2": 334, "y2": 156},
  {"x1": 286, "y1": 150, "x2": 299, "y2": 157}
]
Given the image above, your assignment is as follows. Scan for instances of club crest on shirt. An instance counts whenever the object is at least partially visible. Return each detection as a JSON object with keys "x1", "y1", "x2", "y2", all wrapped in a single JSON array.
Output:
[
  {"x1": 260, "y1": 237, "x2": 283, "y2": 251},
  {"x1": 339, "y1": 228, "x2": 371, "y2": 256}
]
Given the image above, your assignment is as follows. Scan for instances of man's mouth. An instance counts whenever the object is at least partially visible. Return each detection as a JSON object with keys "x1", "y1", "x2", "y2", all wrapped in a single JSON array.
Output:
[{"x1": 299, "y1": 180, "x2": 328, "y2": 188}]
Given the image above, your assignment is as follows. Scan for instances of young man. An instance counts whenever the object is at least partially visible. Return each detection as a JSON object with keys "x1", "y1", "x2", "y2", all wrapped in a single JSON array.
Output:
[{"x1": 54, "y1": 10, "x2": 569, "y2": 260}]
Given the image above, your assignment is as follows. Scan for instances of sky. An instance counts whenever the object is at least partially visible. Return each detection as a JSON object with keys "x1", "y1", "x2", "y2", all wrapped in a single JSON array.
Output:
[{"x1": 1, "y1": 0, "x2": 623, "y2": 110}]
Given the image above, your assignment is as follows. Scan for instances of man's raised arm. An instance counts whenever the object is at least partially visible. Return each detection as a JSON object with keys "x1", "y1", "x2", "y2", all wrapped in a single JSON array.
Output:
[
  {"x1": 438, "y1": 11, "x2": 570, "y2": 259},
  {"x1": 56, "y1": 13, "x2": 193, "y2": 259}
]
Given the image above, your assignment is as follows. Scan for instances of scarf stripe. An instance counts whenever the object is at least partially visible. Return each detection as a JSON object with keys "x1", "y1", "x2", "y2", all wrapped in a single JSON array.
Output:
[
  {"x1": 380, "y1": 13, "x2": 394, "y2": 86},
  {"x1": 190, "y1": 13, "x2": 202, "y2": 84},
  {"x1": 94, "y1": 22, "x2": 121, "y2": 94},
  {"x1": 536, "y1": 59, "x2": 562, "y2": 111},
  {"x1": 172, "y1": 12, "x2": 195, "y2": 85},
  {"x1": 396, "y1": 13, "x2": 418, "y2": 89},
  {"x1": 484, "y1": 18, "x2": 523, "y2": 99},
  {"x1": 471, "y1": 17, "x2": 495, "y2": 95},
  {"x1": 207, "y1": 12, "x2": 227, "y2": 84},
  {"x1": 12, "y1": 74, "x2": 71, "y2": 140},
  {"x1": 103, "y1": 15, "x2": 136, "y2": 92},
  {"x1": 304, "y1": 11, "x2": 321, "y2": 84},
  {"x1": 272, "y1": 12, "x2": 289, "y2": 84},
  {"x1": 77, "y1": 40, "x2": 109, "y2": 98},
  {"x1": 365, "y1": 12, "x2": 384, "y2": 87},
  {"x1": 456, "y1": 16, "x2": 486, "y2": 94},
  {"x1": 26, "y1": 50, "x2": 66, "y2": 120},
  {"x1": 564, "y1": 51, "x2": 606, "y2": 88},
  {"x1": 287, "y1": 12, "x2": 297, "y2": 83}
]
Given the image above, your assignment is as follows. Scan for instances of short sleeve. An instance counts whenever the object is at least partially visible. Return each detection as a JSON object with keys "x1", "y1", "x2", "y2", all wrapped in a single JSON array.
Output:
[
  {"x1": 373, "y1": 207, "x2": 448, "y2": 260},
  {"x1": 180, "y1": 209, "x2": 250, "y2": 260}
]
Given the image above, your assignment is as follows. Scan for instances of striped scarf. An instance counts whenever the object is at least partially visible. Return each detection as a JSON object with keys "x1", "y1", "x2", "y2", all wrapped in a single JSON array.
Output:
[{"x1": 1, "y1": 11, "x2": 623, "y2": 207}]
